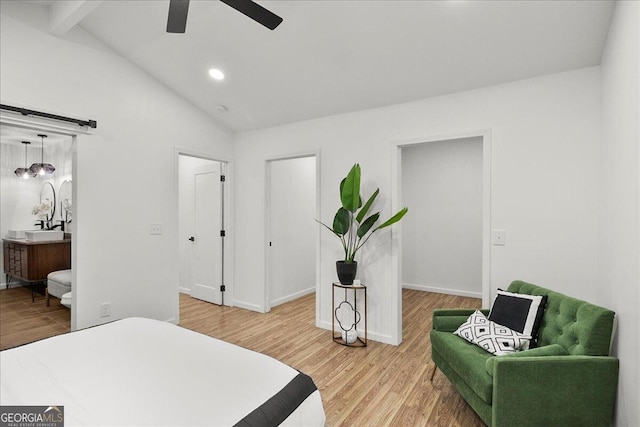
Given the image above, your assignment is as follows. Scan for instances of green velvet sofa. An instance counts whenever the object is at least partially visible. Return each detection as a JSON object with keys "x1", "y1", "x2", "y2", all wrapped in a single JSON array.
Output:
[{"x1": 430, "y1": 280, "x2": 619, "y2": 427}]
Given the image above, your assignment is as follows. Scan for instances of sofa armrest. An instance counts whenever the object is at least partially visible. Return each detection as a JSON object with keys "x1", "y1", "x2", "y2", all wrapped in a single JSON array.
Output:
[
  {"x1": 432, "y1": 308, "x2": 489, "y2": 332},
  {"x1": 492, "y1": 356, "x2": 618, "y2": 427},
  {"x1": 485, "y1": 344, "x2": 569, "y2": 377}
]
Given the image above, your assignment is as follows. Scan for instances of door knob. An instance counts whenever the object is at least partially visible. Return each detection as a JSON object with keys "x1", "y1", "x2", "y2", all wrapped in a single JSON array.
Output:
[{"x1": 188, "y1": 236, "x2": 195, "y2": 242}]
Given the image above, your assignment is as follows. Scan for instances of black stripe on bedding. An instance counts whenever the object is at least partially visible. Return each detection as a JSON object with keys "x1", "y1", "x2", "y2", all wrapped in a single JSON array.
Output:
[{"x1": 233, "y1": 372, "x2": 318, "y2": 427}]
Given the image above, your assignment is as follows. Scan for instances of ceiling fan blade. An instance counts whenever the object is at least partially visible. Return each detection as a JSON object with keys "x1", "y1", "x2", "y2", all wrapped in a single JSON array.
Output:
[
  {"x1": 220, "y1": 0, "x2": 283, "y2": 30},
  {"x1": 167, "y1": 0, "x2": 190, "y2": 33}
]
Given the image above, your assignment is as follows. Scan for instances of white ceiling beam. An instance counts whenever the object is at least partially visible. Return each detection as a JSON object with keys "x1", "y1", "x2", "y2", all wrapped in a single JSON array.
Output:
[{"x1": 49, "y1": 1, "x2": 103, "y2": 37}]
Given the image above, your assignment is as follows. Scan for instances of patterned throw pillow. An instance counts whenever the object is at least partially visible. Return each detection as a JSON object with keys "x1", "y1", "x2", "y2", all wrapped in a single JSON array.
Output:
[{"x1": 454, "y1": 310, "x2": 531, "y2": 356}]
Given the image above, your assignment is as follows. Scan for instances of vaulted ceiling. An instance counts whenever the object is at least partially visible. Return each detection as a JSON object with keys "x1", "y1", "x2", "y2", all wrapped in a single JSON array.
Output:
[{"x1": 9, "y1": 1, "x2": 616, "y2": 132}]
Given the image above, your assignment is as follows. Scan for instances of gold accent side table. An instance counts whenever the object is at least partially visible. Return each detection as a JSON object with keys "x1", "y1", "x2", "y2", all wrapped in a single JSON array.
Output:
[{"x1": 332, "y1": 282, "x2": 367, "y2": 347}]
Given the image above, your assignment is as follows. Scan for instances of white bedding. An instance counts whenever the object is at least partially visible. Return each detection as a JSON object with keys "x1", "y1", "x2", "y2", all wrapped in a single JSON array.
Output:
[{"x1": 0, "y1": 317, "x2": 326, "y2": 426}]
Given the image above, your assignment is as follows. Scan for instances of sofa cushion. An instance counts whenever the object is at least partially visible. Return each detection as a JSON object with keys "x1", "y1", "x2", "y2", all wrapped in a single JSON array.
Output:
[
  {"x1": 431, "y1": 330, "x2": 494, "y2": 404},
  {"x1": 507, "y1": 281, "x2": 615, "y2": 356},
  {"x1": 489, "y1": 289, "x2": 547, "y2": 348},
  {"x1": 484, "y1": 344, "x2": 569, "y2": 377},
  {"x1": 454, "y1": 310, "x2": 531, "y2": 355}
]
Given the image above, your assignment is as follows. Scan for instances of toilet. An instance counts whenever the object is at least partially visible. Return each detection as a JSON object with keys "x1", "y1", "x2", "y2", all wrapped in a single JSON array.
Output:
[{"x1": 60, "y1": 292, "x2": 72, "y2": 308}]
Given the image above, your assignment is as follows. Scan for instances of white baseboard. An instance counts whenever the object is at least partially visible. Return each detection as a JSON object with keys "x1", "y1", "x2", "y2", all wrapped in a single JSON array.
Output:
[
  {"x1": 234, "y1": 300, "x2": 264, "y2": 313},
  {"x1": 178, "y1": 287, "x2": 191, "y2": 295},
  {"x1": 270, "y1": 287, "x2": 315, "y2": 308},
  {"x1": 317, "y1": 320, "x2": 396, "y2": 346},
  {"x1": 403, "y1": 282, "x2": 482, "y2": 299}
]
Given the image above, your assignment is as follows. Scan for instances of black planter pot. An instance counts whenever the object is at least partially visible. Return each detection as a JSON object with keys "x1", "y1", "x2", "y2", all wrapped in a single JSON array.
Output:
[{"x1": 336, "y1": 261, "x2": 357, "y2": 285}]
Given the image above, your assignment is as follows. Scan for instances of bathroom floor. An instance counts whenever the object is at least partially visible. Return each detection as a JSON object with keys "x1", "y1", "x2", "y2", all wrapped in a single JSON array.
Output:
[{"x1": 0, "y1": 285, "x2": 70, "y2": 350}]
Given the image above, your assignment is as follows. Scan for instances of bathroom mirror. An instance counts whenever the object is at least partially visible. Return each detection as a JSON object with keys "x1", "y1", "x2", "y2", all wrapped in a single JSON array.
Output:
[
  {"x1": 39, "y1": 181, "x2": 56, "y2": 222},
  {"x1": 58, "y1": 179, "x2": 72, "y2": 223}
]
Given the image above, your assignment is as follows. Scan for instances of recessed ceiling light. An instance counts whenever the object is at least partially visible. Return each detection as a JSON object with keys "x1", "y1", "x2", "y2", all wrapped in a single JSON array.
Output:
[{"x1": 208, "y1": 68, "x2": 225, "y2": 81}]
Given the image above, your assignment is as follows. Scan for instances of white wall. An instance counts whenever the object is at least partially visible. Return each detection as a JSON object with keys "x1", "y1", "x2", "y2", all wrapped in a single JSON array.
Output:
[
  {"x1": 402, "y1": 137, "x2": 483, "y2": 297},
  {"x1": 268, "y1": 156, "x2": 316, "y2": 307},
  {"x1": 0, "y1": 10, "x2": 234, "y2": 328},
  {"x1": 598, "y1": 1, "x2": 640, "y2": 425},
  {"x1": 235, "y1": 66, "x2": 602, "y2": 344}
]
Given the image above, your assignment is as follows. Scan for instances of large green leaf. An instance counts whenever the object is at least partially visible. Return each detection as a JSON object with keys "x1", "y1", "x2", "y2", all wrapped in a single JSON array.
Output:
[
  {"x1": 316, "y1": 219, "x2": 340, "y2": 237},
  {"x1": 356, "y1": 188, "x2": 379, "y2": 223},
  {"x1": 357, "y1": 213, "x2": 380, "y2": 238},
  {"x1": 332, "y1": 207, "x2": 350, "y2": 235},
  {"x1": 340, "y1": 164, "x2": 361, "y2": 212},
  {"x1": 340, "y1": 176, "x2": 363, "y2": 209},
  {"x1": 375, "y1": 207, "x2": 409, "y2": 230}
]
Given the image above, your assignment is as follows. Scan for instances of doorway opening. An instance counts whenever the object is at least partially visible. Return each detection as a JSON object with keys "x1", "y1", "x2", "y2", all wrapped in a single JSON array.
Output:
[
  {"x1": 265, "y1": 154, "x2": 318, "y2": 312},
  {"x1": 402, "y1": 136, "x2": 484, "y2": 298},
  {"x1": 177, "y1": 154, "x2": 228, "y2": 308},
  {"x1": 0, "y1": 117, "x2": 86, "y2": 333},
  {"x1": 392, "y1": 131, "x2": 491, "y2": 343}
]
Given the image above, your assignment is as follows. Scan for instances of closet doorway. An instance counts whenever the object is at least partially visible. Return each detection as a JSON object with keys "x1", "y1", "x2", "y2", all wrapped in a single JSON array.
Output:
[
  {"x1": 394, "y1": 130, "x2": 492, "y2": 325},
  {"x1": 402, "y1": 136, "x2": 484, "y2": 298}
]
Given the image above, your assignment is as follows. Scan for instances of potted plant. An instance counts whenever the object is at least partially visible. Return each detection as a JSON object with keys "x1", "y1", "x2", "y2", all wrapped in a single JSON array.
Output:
[{"x1": 318, "y1": 163, "x2": 408, "y2": 285}]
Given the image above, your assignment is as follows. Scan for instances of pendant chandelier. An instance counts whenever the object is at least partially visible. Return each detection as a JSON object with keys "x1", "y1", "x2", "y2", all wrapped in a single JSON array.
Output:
[
  {"x1": 14, "y1": 141, "x2": 37, "y2": 179},
  {"x1": 29, "y1": 134, "x2": 55, "y2": 176}
]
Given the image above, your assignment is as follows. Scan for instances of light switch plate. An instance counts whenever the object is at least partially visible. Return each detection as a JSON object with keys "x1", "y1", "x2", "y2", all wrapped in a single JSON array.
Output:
[{"x1": 492, "y1": 229, "x2": 506, "y2": 246}]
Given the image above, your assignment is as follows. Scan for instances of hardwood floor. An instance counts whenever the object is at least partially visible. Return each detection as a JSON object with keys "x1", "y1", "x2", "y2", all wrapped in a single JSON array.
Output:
[
  {"x1": 0, "y1": 286, "x2": 484, "y2": 426},
  {"x1": 178, "y1": 289, "x2": 484, "y2": 426},
  {"x1": 0, "y1": 286, "x2": 70, "y2": 350}
]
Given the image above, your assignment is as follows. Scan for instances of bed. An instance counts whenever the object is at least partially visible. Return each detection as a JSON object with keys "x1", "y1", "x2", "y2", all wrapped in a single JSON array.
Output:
[{"x1": 0, "y1": 317, "x2": 326, "y2": 426}]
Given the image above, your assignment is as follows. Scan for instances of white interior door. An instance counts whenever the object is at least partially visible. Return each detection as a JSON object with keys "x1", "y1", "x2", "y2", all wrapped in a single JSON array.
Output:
[{"x1": 191, "y1": 163, "x2": 224, "y2": 305}]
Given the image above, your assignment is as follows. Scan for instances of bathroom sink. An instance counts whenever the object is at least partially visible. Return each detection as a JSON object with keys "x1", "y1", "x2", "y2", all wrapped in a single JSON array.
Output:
[
  {"x1": 24, "y1": 230, "x2": 64, "y2": 242},
  {"x1": 6, "y1": 229, "x2": 32, "y2": 239}
]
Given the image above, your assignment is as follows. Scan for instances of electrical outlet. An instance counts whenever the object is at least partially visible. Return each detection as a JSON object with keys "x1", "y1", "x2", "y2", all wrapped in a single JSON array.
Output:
[
  {"x1": 150, "y1": 223, "x2": 162, "y2": 235},
  {"x1": 492, "y1": 229, "x2": 506, "y2": 246},
  {"x1": 100, "y1": 302, "x2": 111, "y2": 318}
]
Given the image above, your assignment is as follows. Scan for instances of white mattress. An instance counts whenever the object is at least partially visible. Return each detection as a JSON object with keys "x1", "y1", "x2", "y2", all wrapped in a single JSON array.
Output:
[{"x1": 0, "y1": 317, "x2": 326, "y2": 426}]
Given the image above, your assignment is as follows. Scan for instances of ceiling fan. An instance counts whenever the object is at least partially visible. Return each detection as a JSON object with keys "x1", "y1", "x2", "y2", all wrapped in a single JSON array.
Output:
[{"x1": 167, "y1": 0, "x2": 283, "y2": 33}]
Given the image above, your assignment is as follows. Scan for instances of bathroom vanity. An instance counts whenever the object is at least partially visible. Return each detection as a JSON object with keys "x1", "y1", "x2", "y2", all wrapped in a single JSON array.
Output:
[{"x1": 3, "y1": 237, "x2": 71, "y2": 297}]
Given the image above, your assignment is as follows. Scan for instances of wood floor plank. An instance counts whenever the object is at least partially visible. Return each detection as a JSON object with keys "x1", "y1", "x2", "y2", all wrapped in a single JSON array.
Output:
[
  {"x1": 0, "y1": 286, "x2": 71, "y2": 350},
  {"x1": 0, "y1": 286, "x2": 485, "y2": 426}
]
